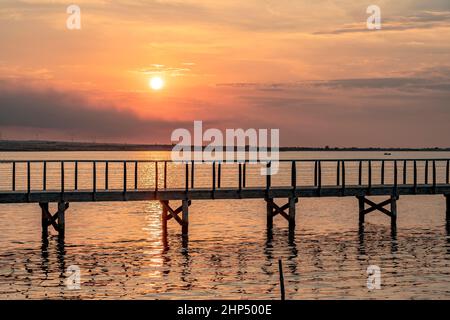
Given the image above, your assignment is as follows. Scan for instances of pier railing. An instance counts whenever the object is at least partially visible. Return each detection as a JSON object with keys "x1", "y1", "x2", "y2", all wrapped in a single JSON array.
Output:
[
  {"x1": 2, "y1": 158, "x2": 450, "y2": 236},
  {"x1": 0, "y1": 159, "x2": 449, "y2": 195}
]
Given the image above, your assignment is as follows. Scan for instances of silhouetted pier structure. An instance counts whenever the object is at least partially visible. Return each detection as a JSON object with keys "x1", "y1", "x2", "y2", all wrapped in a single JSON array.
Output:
[{"x1": 0, "y1": 158, "x2": 449, "y2": 238}]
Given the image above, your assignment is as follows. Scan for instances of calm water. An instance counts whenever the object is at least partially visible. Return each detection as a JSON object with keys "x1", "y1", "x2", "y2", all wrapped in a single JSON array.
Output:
[{"x1": 1, "y1": 151, "x2": 450, "y2": 299}]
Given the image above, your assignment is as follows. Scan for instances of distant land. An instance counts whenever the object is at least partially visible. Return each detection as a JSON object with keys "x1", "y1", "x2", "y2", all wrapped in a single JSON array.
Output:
[{"x1": 1, "y1": 140, "x2": 450, "y2": 152}]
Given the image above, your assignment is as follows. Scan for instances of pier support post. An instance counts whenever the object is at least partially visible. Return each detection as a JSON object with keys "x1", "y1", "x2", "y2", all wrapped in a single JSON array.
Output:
[
  {"x1": 267, "y1": 198, "x2": 274, "y2": 229},
  {"x1": 40, "y1": 202, "x2": 49, "y2": 237},
  {"x1": 357, "y1": 196, "x2": 398, "y2": 228},
  {"x1": 182, "y1": 199, "x2": 189, "y2": 236},
  {"x1": 57, "y1": 201, "x2": 66, "y2": 238},
  {"x1": 161, "y1": 200, "x2": 168, "y2": 233},
  {"x1": 357, "y1": 196, "x2": 365, "y2": 225},
  {"x1": 288, "y1": 197, "x2": 296, "y2": 231},
  {"x1": 160, "y1": 200, "x2": 169, "y2": 250},
  {"x1": 39, "y1": 202, "x2": 69, "y2": 237},
  {"x1": 160, "y1": 200, "x2": 191, "y2": 237},
  {"x1": 265, "y1": 198, "x2": 298, "y2": 231},
  {"x1": 390, "y1": 196, "x2": 397, "y2": 227}
]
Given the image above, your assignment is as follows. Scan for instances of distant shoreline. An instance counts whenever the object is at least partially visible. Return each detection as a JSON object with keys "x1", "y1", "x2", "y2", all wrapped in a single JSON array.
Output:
[{"x1": 1, "y1": 140, "x2": 450, "y2": 152}]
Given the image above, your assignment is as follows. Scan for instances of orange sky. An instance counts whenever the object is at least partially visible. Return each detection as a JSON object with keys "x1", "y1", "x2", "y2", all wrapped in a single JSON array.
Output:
[{"x1": 1, "y1": 0, "x2": 450, "y2": 146}]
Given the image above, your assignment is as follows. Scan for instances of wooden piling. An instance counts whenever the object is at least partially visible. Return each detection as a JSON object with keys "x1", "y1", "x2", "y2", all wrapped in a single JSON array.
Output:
[
  {"x1": 40, "y1": 202, "x2": 49, "y2": 236},
  {"x1": 358, "y1": 196, "x2": 365, "y2": 224},
  {"x1": 182, "y1": 199, "x2": 189, "y2": 236},
  {"x1": 266, "y1": 198, "x2": 273, "y2": 229},
  {"x1": 161, "y1": 201, "x2": 169, "y2": 250},
  {"x1": 58, "y1": 201, "x2": 67, "y2": 238},
  {"x1": 278, "y1": 259, "x2": 285, "y2": 300},
  {"x1": 390, "y1": 196, "x2": 397, "y2": 227},
  {"x1": 291, "y1": 161, "x2": 297, "y2": 192},
  {"x1": 288, "y1": 197, "x2": 296, "y2": 230},
  {"x1": 161, "y1": 200, "x2": 168, "y2": 233}
]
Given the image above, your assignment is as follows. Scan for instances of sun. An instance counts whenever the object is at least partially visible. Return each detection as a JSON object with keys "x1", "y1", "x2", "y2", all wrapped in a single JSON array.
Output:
[{"x1": 149, "y1": 76, "x2": 164, "y2": 90}]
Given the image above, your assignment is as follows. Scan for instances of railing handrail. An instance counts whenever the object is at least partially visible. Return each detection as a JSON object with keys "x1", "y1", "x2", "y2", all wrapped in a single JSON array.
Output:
[
  {"x1": 1, "y1": 158, "x2": 450, "y2": 164},
  {"x1": 1, "y1": 157, "x2": 449, "y2": 196}
]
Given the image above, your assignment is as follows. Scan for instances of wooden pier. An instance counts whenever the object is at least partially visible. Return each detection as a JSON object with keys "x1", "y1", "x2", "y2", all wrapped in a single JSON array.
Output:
[{"x1": 1, "y1": 158, "x2": 450, "y2": 239}]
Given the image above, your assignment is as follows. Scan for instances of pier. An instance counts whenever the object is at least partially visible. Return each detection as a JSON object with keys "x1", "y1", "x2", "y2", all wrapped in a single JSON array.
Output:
[{"x1": 1, "y1": 158, "x2": 450, "y2": 239}]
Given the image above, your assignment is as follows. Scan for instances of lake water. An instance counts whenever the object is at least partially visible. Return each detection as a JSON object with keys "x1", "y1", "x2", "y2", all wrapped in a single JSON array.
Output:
[{"x1": 0, "y1": 151, "x2": 450, "y2": 299}]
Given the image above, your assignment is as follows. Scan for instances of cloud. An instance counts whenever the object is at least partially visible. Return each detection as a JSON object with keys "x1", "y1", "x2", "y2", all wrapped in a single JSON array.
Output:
[
  {"x1": 136, "y1": 64, "x2": 192, "y2": 77},
  {"x1": 217, "y1": 73, "x2": 450, "y2": 93},
  {"x1": 0, "y1": 63, "x2": 54, "y2": 81},
  {"x1": 212, "y1": 66, "x2": 450, "y2": 147},
  {"x1": 0, "y1": 83, "x2": 190, "y2": 141},
  {"x1": 313, "y1": 77, "x2": 430, "y2": 90},
  {"x1": 216, "y1": 82, "x2": 290, "y2": 91},
  {"x1": 230, "y1": 84, "x2": 450, "y2": 147},
  {"x1": 1, "y1": 75, "x2": 450, "y2": 147},
  {"x1": 314, "y1": 11, "x2": 450, "y2": 35}
]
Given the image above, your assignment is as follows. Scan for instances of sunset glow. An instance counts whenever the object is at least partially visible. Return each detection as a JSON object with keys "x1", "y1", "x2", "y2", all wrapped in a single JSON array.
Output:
[
  {"x1": 0, "y1": 1, "x2": 449, "y2": 146},
  {"x1": 149, "y1": 77, "x2": 164, "y2": 91}
]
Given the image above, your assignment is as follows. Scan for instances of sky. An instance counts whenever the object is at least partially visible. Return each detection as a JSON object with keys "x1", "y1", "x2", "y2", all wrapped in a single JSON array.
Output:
[{"x1": 0, "y1": 0, "x2": 450, "y2": 147}]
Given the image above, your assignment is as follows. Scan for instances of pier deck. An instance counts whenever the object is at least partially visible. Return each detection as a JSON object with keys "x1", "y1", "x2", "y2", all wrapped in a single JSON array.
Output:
[
  {"x1": 1, "y1": 184, "x2": 450, "y2": 203},
  {"x1": 1, "y1": 158, "x2": 449, "y2": 238}
]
